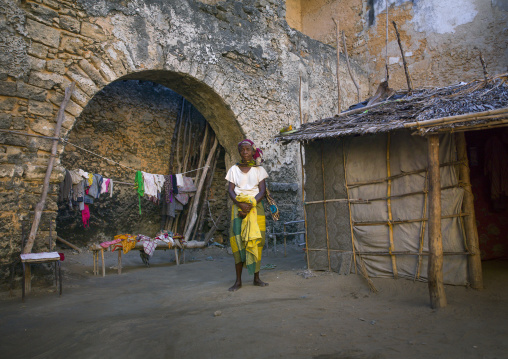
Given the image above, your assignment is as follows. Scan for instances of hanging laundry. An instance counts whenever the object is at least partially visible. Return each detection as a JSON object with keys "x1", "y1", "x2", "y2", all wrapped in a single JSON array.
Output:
[
  {"x1": 176, "y1": 173, "x2": 184, "y2": 187},
  {"x1": 82, "y1": 204, "x2": 90, "y2": 227},
  {"x1": 164, "y1": 174, "x2": 173, "y2": 203},
  {"x1": 172, "y1": 174, "x2": 179, "y2": 194},
  {"x1": 88, "y1": 174, "x2": 103, "y2": 199},
  {"x1": 78, "y1": 169, "x2": 89, "y2": 179},
  {"x1": 109, "y1": 179, "x2": 114, "y2": 197},
  {"x1": 178, "y1": 176, "x2": 197, "y2": 193},
  {"x1": 69, "y1": 170, "x2": 83, "y2": 184},
  {"x1": 135, "y1": 171, "x2": 144, "y2": 214},
  {"x1": 59, "y1": 170, "x2": 72, "y2": 201},
  {"x1": 101, "y1": 178, "x2": 110, "y2": 195},
  {"x1": 142, "y1": 171, "x2": 158, "y2": 199}
]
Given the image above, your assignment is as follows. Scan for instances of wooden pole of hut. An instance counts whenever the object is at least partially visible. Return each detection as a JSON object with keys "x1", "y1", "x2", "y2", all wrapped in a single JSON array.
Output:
[
  {"x1": 23, "y1": 83, "x2": 75, "y2": 255},
  {"x1": 341, "y1": 31, "x2": 361, "y2": 103},
  {"x1": 455, "y1": 133, "x2": 483, "y2": 289},
  {"x1": 427, "y1": 134, "x2": 447, "y2": 309},
  {"x1": 332, "y1": 17, "x2": 341, "y2": 114}
]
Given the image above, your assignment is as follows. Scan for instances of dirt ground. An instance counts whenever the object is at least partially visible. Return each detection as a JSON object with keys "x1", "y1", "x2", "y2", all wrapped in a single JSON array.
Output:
[{"x1": 0, "y1": 242, "x2": 507, "y2": 359}]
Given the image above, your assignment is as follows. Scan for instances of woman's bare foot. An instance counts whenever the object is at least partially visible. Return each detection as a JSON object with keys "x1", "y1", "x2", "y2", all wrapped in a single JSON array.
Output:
[
  {"x1": 228, "y1": 281, "x2": 242, "y2": 291},
  {"x1": 253, "y1": 278, "x2": 269, "y2": 287}
]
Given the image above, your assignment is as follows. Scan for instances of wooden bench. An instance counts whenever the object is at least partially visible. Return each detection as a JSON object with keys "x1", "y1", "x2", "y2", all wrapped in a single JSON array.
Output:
[
  {"x1": 90, "y1": 240, "x2": 206, "y2": 276},
  {"x1": 20, "y1": 252, "x2": 62, "y2": 302}
]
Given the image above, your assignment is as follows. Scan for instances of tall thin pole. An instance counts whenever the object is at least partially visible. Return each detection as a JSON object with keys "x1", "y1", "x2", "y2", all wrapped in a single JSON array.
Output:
[
  {"x1": 427, "y1": 134, "x2": 447, "y2": 309},
  {"x1": 332, "y1": 17, "x2": 341, "y2": 114},
  {"x1": 321, "y1": 143, "x2": 332, "y2": 271},
  {"x1": 300, "y1": 143, "x2": 310, "y2": 270},
  {"x1": 23, "y1": 83, "x2": 75, "y2": 254}
]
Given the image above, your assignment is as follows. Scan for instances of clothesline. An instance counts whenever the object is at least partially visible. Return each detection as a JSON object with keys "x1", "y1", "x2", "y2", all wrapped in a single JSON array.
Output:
[{"x1": 60, "y1": 138, "x2": 209, "y2": 177}]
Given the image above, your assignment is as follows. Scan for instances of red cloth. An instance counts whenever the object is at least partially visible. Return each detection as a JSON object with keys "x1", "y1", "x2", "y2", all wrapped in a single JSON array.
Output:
[
  {"x1": 58, "y1": 253, "x2": 65, "y2": 261},
  {"x1": 82, "y1": 204, "x2": 90, "y2": 228}
]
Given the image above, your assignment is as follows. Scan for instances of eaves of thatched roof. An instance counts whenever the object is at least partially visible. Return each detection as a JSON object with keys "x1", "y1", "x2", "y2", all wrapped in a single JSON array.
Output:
[{"x1": 278, "y1": 74, "x2": 508, "y2": 143}]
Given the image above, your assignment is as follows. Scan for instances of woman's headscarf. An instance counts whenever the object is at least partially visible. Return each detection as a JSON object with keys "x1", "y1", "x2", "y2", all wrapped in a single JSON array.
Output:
[{"x1": 238, "y1": 139, "x2": 263, "y2": 166}]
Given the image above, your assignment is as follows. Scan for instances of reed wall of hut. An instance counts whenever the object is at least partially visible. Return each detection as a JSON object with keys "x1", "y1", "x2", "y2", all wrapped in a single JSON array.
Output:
[{"x1": 303, "y1": 130, "x2": 469, "y2": 285}]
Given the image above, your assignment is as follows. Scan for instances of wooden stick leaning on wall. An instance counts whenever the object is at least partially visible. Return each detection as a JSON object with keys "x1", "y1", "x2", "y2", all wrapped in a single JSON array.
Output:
[
  {"x1": 392, "y1": 21, "x2": 413, "y2": 92},
  {"x1": 341, "y1": 31, "x2": 360, "y2": 103},
  {"x1": 23, "y1": 82, "x2": 75, "y2": 254},
  {"x1": 343, "y1": 140, "x2": 357, "y2": 274},
  {"x1": 320, "y1": 144, "x2": 332, "y2": 272},
  {"x1": 183, "y1": 137, "x2": 218, "y2": 240},
  {"x1": 192, "y1": 145, "x2": 219, "y2": 241},
  {"x1": 414, "y1": 171, "x2": 429, "y2": 281},
  {"x1": 455, "y1": 132, "x2": 483, "y2": 289},
  {"x1": 427, "y1": 134, "x2": 447, "y2": 309},
  {"x1": 332, "y1": 17, "x2": 341, "y2": 114},
  {"x1": 386, "y1": 133, "x2": 398, "y2": 278},
  {"x1": 300, "y1": 143, "x2": 312, "y2": 270}
]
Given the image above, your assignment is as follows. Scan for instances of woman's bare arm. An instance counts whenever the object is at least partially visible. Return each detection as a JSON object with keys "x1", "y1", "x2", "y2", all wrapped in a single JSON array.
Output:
[{"x1": 255, "y1": 179, "x2": 266, "y2": 204}]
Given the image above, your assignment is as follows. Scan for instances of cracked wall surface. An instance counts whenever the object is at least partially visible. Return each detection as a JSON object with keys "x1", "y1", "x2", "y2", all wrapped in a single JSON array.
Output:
[
  {"x1": 287, "y1": 0, "x2": 508, "y2": 93},
  {"x1": 0, "y1": 0, "x2": 367, "y2": 281}
]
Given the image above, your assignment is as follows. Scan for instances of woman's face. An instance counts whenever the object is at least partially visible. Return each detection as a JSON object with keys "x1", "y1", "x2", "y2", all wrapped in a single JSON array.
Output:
[{"x1": 239, "y1": 144, "x2": 255, "y2": 162}]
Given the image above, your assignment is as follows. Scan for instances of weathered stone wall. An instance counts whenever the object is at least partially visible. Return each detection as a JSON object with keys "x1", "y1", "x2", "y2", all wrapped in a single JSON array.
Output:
[
  {"x1": 0, "y1": 0, "x2": 367, "y2": 280},
  {"x1": 287, "y1": 0, "x2": 508, "y2": 93}
]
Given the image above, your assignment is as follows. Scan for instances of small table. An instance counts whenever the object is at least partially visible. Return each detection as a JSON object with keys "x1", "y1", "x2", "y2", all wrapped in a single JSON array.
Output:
[{"x1": 20, "y1": 252, "x2": 62, "y2": 302}]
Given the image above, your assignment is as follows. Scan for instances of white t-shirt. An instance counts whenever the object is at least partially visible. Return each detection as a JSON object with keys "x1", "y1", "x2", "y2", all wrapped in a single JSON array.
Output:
[{"x1": 225, "y1": 165, "x2": 269, "y2": 197}]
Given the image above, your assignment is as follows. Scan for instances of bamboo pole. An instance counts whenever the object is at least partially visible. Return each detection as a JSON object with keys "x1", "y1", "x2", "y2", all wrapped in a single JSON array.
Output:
[
  {"x1": 300, "y1": 143, "x2": 311, "y2": 270},
  {"x1": 404, "y1": 107, "x2": 508, "y2": 128},
  {"x1": 415, "y1": 171, "x2": 429, "y2": 281},
  {"x1": 427, "y1": 134, "x2": 447, "y2": 308},
  {"x1": 56, "y1": 236, "x2": 82, "y2": 253},
  {"x1": 343, "y1": 140, "x2": 357, "y2": 274},
  {"x1": 354, "y1": 213, "x2": 466, "y2": 226},
  {"x1": 23, "y1": 83, "x2": 75, "y2": 254},
  {"x1": 183, "y1": 137, "x2": 218, "y2": 240},
  {"x1": 306, "y1": 248, "x2": 469, "y2": 256},
  {"x1": 299, "y1": 74, "x2": 303, "y2": 125},
  {"x1": 175, "y1": 102, "x2": 186, "y2": 173},
  {"x1": 332, "y1": 17, "x2": 341, "y2": 114},
  {"x1": 479, "y1": 51, "x2": 488, "y2": 80},
  {"x1": 304, "y1": 198, "x2": 369, "y2": 205},
  {"x1": 386, "y1": 133, "x2": 398, "y2": 278},
  {"x1": 455, "y1": 132, "x2": 483, "y2": 289},
  {"x1": 432, "y1": 119, "x2": 508, "y2": 133},
  {"x1": 320, "y1": 144, "x2": 332, "y2": 271},
  {"x1": 347, "y1": 160, "x2": 464, "y2": 187},
  {"x1": 392, "y1": 21, "x2": 413, "y2": 92},
  {"x1": 341, "y1": 30, "x2": 360, "y2": 103}
]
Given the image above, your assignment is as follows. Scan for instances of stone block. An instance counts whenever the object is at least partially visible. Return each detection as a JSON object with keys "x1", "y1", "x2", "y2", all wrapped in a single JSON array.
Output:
[
  {"x1": 28, "y1": 56, "x2": 46, "y2": 71},
  {"x1": 78, "y1": 59, "x2": 107, "y2": 87},
  {"x1": 0, "y1": 113, "x2": 12, "y2": 129},
  {"x1": 41, "y1": 0, "x2": 60, "y2": 10},
  {"x1": 67, "y1": 65, "x2": 98, "y2": 97},
  {"x1": 27, "y1": 42, "x2": 49, "y2": 60},
  {"x1": 46, "y1": 59, "x2": 66, "y2": 75},
  {"x1": 12, "y1": 116, "x2": 26, "y2": 130},
  {"x1": 0, "y1": 132, "x2": 28, "y2": 147},
  {"x1": 28, "y1": 100, "x2": 54, "y2": 117},
  {"x1": 59, "y1": 35, "x2": 84, "y2": 55},
  {"x1": 26, "y1": 19, "x2": 61, "y2": 49},
  {"x1": 30, "y1": 116, "x2": 55, "y2": 136},
  {"x1": 16, "y1": 82, "x2": 47, "y2": 101},
  {"x1": 28, "y1": 71, "x2": 57, "y2": 90},
  {"x1": 0, "y1": 97, "x2": 17, "y2": 111},
  {"x1": 81, "y1": 22, "x2": 107, "y2": 41},
  {"x1": 70, "y1": 86, "x2": 91, "y2": 107},
  {"x1": 0, "y1": 81, "x2": 17, "y2": 96},
  {"x1": 59, "y1": 15, "x2": 81, "y2": 33},
  {"x1": 27, "y1": 3, "x2": 59, "y2": 24}
]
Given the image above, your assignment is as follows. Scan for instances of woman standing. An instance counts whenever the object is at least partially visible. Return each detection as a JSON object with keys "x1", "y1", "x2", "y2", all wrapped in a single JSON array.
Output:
[{"x1": 226, "y1": 139, "x2": 269, "y2": 291}]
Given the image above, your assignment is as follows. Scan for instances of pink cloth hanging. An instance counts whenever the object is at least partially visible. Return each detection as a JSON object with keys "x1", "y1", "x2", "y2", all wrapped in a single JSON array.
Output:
[{"x1": 82, "y1": 204, "x2": 90, "y2": 228}]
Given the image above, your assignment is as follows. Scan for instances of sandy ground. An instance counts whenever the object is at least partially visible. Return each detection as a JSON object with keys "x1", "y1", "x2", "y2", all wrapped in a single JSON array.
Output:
[{"x1": 0, "y1": 243, "x2": 507, "y2": 359}]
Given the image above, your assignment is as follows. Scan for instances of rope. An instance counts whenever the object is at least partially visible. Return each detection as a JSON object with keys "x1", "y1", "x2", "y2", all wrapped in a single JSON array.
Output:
[{"x1": 60, "y1": 138, "x2": 208, "y2": 176}]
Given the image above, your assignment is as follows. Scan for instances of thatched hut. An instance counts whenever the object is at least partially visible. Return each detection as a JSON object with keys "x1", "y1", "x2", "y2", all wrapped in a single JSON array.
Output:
[{"x1": 278, "y1": 74, "x2": 508, "y2": 307}]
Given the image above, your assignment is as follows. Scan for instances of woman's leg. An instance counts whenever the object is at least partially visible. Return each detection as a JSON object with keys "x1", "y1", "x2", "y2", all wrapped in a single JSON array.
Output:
[
  {"x1": 253, "y1": 201, "x2": 268, "y2": 287},
  {"x1": 229, "y1": 262, "x2": 243, "y2": 291}
]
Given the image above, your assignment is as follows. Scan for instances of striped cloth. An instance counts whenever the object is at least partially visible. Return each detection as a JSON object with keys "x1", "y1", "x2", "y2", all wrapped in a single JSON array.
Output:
[{"x1": 229, "y1": 199, "x2": 266, "y2": 275}]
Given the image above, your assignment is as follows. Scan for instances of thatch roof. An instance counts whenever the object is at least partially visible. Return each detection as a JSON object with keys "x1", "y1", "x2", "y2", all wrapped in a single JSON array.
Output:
[{"x1": 278, "y1": 74, "x2": 508, "y2": 143}]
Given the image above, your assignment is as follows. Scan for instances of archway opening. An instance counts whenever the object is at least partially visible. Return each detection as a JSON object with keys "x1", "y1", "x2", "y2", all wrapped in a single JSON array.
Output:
[{"x1": 56, "y1": 72, "x2": 240, "y2": 248}]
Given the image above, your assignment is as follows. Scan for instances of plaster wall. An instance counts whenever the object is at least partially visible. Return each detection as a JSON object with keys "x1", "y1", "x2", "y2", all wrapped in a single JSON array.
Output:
[
  {"x1": 0, "y1": 0, "x2": 367, "y2": 281},
  {"x1": 287, "y1": 0, "x2": 508, "y2": 94}
]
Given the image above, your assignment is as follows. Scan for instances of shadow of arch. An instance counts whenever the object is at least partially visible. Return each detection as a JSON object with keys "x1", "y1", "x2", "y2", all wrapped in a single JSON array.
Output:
[{"x1": 118, "y1": 70, "x2": 244, "y2": 161}]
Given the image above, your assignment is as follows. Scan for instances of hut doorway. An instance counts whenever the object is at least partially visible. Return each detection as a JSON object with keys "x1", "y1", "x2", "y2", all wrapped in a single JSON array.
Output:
[
  {"x1": 56, "y1": 79, "x2": 230, "y2": 247},
  {"x1": 465, "y1": 128, "x2": 508, "y2": 261}
]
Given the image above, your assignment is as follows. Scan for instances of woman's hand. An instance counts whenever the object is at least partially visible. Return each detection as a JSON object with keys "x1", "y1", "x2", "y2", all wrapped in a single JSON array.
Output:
[{"x1": 238, "y1": 202, "x2": 252, "y2": 214}]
